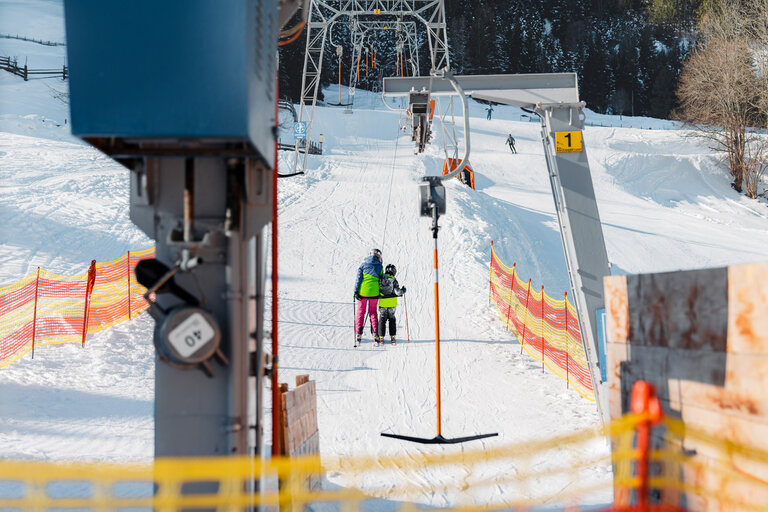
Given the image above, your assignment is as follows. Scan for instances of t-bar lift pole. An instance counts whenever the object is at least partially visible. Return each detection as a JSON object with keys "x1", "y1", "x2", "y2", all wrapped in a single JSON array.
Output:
[{"x1": 432, "y1": 200, "x2": 442, "y2": 436}]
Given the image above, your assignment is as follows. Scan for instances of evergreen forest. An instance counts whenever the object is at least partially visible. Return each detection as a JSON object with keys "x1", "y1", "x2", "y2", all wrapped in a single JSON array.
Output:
[{"x1": 279, "y1": 0, "x2": 708, "y2": 119}]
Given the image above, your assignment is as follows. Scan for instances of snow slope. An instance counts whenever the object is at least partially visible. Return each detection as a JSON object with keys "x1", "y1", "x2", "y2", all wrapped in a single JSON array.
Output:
[{"x1": 3, "y1": 1, "x2": 768, "y2": 508}]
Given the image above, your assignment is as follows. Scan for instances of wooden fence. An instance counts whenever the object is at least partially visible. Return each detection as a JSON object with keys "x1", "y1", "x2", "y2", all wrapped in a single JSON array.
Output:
[
  {"x1": 277, "y1": 138, "x2": 323, "y2": 155},
  {"x1": 0, "y1": 56, "x2": 68, "y2": 81},
  {"x1": 0, "y1": 34, "x2": 65, "y2": 46}
]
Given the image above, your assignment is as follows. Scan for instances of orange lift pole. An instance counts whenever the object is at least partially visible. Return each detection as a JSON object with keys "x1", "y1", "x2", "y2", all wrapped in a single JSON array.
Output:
[
  {"x1": 433, "y1": 240, "x2": 441, "y2": 435},
  {"x1": 381, "y1": 178, "x2": 497, "y2": 445}
]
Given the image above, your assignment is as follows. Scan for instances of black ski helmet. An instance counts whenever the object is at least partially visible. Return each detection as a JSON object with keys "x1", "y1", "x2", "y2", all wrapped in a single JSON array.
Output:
[
  {"x1": 385, "y1": 264, "x2": 396, "y2": 276},
  {"x1": 370, "y1": 248, "x2": 382, "y2": 259}
]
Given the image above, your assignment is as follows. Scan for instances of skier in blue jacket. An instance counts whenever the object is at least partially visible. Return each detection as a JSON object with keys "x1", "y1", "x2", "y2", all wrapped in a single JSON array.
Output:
[{"x1": 354, "y1": 248, "x2": 383, "y2": 346}]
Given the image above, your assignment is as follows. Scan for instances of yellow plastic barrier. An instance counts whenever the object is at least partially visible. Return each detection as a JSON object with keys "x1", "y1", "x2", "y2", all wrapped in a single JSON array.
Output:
[
  {"x1": 0, "y1": 413, "x2": 767, "y2": 510},
  {"x1": 489, "y1": 242, "x2": 594, "y2": 400}
]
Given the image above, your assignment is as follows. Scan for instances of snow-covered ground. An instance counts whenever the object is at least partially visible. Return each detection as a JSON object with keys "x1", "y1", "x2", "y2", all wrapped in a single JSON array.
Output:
[{"x1": 3, "y1": 1, "x2": 768, "y2": 508}]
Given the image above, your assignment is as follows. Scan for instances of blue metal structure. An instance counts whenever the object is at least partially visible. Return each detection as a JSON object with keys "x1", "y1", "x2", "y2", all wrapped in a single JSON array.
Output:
[
  {"x1": 64, "y1": 0, "x2": 282, "y2": 467},
  {"x1": 64, "y1": 0, "x2": 277, "y2": 165}
]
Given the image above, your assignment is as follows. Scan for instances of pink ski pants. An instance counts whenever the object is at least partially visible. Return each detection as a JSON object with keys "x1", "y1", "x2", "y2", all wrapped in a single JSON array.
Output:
[{"x1": 355, "y1": 298, "x2": 379, "y2": 335}]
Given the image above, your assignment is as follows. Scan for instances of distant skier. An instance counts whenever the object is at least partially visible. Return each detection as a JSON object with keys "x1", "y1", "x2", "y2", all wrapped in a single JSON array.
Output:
[
  {"x1": 506, "y1": 134, "x2": 517, "y2": 154},
  {"x1": 354, "y1": 248, "x2": 383, "y2": 347},
  {"x1": 378, "y1": 264, "x2": 406, "y2": 345},
  {"x1": 486, "y1": 104, "x2": 494, "y2": 120}
]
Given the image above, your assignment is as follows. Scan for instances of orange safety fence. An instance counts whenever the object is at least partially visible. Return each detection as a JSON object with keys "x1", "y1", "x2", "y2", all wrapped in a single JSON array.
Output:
[
  {"x1": 0, "y1": 247, "x2": 155, "y2": 368},
  {"x1": 488, "y1": 241, "x2": 594, "y2": 400}
]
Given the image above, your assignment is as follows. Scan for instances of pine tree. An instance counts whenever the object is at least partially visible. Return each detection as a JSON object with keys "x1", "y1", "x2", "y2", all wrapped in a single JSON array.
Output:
[
  {"x1": 648, "y1": 65, "x2": 677, "y2": 118},
  {"x1": 636, "y1": 25, "x2": 657, "y2": 116},
  {"x1": 580, "y1": 30, "x2": 612, "y2": 113},
  {"x1": 611, "y1": 28, "x2": 640, "y2": 116}
]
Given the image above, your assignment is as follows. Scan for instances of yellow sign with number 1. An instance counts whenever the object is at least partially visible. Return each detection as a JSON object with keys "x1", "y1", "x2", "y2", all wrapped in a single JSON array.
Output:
[
  {"x1": 373, "y1": 8, "x2": 381, "y2": 14},
  {"x1": 555, "y1": 131, "x2": 583, "y2": 153}
]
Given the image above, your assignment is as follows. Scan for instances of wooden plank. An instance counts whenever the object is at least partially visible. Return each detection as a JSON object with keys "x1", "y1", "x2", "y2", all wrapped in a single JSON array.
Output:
[
  {"x1": 278, "y1": 379, "x2": 321, "y2": 512},
  {"x1": 625, "y1": 267, "x2": 727, "y2": 351},
  {"x1": 280, "y1": 390, "x2": 289, "y2": 457},
  {"x1": 605, "y1": 341, "x2": 633, "y2": 419},
  {"x1": 673, "y1": 352, "x2": 768, "y2": 420},
  {"x1": 728, "y1": 262, "x2": 768, "y2": 356},
  {"x1": 604, "y1": 275, "x2": 628, "y2": 344},
  {"x1": 280, "y1": 380, "x2": 319, "y2": 458},
  {"x1": 663, "y1": 399, "x2": 768, "y2": 458},
  {"x1": 677, "y1": 459, "x2": 768, "y2": 512},
  {"x1": 607, "y1": 344, "x2": 768, "y2": 422}
]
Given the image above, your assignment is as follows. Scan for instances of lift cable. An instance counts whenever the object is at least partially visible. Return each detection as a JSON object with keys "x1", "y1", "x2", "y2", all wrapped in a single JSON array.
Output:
[
  {"x1": 380, "y1": 124, "x2": 402, "y2": 251},
  {"x1": 278, "y1": 20, "x2": 306, "y2": 46}
]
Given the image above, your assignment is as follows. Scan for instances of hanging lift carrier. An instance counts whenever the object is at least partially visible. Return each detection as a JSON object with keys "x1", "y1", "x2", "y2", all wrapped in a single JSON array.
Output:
[{"x1": 381, "y1": 72, "x2": 613, "y2": 444}]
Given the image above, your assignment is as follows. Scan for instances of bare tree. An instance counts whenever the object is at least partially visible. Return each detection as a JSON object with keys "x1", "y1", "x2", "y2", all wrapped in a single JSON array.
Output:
[{"x1": 676, "y1": 0, "x2": 768, "y2": 197}]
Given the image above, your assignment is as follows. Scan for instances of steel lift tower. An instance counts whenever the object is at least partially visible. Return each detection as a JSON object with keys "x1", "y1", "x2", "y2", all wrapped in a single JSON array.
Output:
[{"x1": 293, "y1": 0, "x2": 451, "y2": 173}]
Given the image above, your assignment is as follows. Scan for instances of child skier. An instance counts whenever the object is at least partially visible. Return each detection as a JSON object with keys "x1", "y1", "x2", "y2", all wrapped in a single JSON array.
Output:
[
  {"x1": 378, "y1": 264, "x2": 406, "y2": 345},
  {"x1": 354, "y1": 248, "x2": 383, "y2": 347}
]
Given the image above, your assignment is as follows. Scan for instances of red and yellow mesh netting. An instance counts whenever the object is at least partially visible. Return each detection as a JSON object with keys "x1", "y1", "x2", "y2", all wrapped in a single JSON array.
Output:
[
  {"x1": 489, "y1": 243, "x2": 594, "y2": 400},
  {"x1": 0, "y1": 247, "x2": 155, "y2": 368}
]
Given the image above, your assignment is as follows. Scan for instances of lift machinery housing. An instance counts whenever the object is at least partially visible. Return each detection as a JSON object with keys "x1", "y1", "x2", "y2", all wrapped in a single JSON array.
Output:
[{"x1": 63, "y1": 0, "x2": 297, "y2": 465}]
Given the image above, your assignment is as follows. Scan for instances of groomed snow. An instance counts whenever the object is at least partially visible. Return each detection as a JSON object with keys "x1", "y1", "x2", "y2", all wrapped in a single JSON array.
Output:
[{"x1": 2, "y1": 1, "x2": 768, "y2": 508}]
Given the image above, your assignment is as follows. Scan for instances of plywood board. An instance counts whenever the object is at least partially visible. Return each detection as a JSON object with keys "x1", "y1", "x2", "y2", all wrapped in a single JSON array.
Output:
[
  {"x1": 603, "y1": 262, "x2": 768, "y2": 510},
  {"x1": 728, "y1": 263, "x2": 768, "y2": 356}
]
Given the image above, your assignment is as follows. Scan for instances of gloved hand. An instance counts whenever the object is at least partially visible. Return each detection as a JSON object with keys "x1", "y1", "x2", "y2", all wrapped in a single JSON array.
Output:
[
  {"x1": 354, "y1": 292, "x2": 361, "y2": 300},
  {"x1": 400, "y1": 287, "x2": 406, "y2": 294}
]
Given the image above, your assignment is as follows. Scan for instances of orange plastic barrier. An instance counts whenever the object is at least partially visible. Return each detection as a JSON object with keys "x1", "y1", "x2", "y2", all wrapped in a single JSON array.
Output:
[
  {"x1": 488, "y1": 242, "x2": 594, "y2": 400},
  {"x1": 0, "y1": 248, "x2": 155, "y2": 368}
]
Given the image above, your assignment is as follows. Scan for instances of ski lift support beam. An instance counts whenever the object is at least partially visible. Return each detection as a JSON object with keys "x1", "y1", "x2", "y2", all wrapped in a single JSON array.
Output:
[
  {"x1": 347, "y1": 20, "x2": 420, "y2": 87},
  {"x1": 295, "y1": 0, "x2": 449, "y2": 174},
  {"x1": 384, "y1": 72, "x2": 611, "y2": 426}
]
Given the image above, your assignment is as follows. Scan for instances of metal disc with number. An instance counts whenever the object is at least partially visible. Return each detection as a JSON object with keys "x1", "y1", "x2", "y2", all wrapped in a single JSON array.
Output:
[{"x1": 155, "y1": 306, "x2": 221, "y2": 367}]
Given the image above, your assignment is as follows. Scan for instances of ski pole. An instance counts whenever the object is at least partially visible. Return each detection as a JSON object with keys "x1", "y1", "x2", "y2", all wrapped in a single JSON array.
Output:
[{"x1": 404, "y1": 293, "x2": 411, "y2": 343}]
